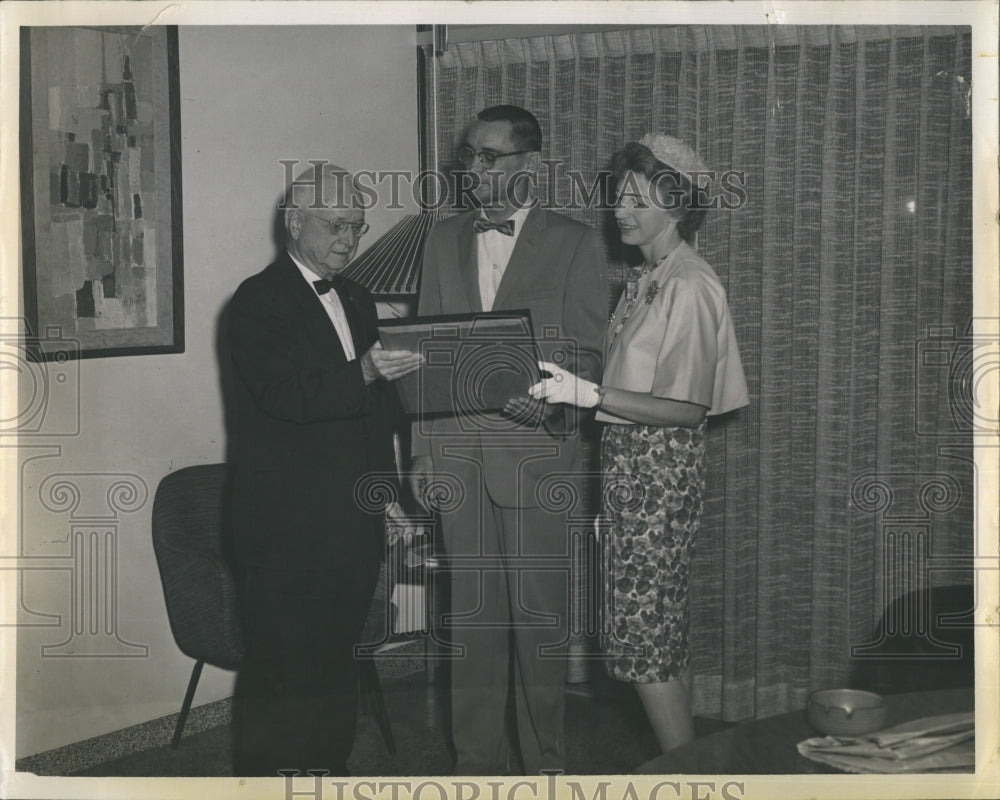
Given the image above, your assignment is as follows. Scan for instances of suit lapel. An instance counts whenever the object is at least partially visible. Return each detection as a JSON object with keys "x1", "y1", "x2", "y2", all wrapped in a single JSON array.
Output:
[
  {"x1": 276, "y1": 254, "x2": 350, "y2": 362},
  {"x1": 456, "y1": 213, "x2": 482, "y2": 313},
  {"x1": 492, "y1": 205, "x2": 543, "y2": 310}
]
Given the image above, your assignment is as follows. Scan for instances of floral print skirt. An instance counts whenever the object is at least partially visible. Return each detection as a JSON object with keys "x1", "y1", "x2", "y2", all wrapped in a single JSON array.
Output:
[{"x1": 599, "y1": 421, "x2": 706, "y2": 683}]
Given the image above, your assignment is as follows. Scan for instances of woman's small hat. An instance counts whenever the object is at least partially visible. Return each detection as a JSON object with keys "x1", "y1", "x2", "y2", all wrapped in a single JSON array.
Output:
[{"x1": 638, "y1": 133, "x2": 710, "y2": 179}]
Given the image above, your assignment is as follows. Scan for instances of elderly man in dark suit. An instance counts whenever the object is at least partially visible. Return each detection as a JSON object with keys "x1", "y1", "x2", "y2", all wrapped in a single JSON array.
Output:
[
  {"x1": 227, "y1": 162, "x2": 421, "y2": 777},
  {"x1": 410, "y1": 105, "x2": 608, "y2": 775}
]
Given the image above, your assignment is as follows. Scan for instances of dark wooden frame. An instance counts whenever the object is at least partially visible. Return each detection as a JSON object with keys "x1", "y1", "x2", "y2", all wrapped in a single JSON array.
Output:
[{"x1": 19, "y1": 25, "x2": 183, "y2": 360}]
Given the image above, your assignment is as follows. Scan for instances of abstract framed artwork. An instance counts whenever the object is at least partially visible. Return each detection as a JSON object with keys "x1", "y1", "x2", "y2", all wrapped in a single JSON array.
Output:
[{"x1": 19, "y1": 25, "x2": 183, "y2": 360}]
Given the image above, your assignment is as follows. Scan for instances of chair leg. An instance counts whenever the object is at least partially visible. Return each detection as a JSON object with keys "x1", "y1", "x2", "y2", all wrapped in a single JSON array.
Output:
[
  {"x1": 360, "y1": 660, "x2": 395, "y2": 755},
  {"x1": 172, "y1": 660, "x2": 205, "y2": 748}
]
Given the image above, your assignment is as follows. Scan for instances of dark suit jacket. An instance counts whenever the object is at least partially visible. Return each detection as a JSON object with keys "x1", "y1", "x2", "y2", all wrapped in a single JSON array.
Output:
[
  {"x1": 227, "y1": 253, "x2": 398, "y2": 570},
  {"x1": 412, "y1": 206, "x2": 608, "y2": 508}
]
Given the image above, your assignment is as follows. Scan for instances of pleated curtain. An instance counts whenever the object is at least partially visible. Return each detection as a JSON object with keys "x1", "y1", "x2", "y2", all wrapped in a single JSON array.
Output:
[{"x1": 421, "y1": 25, "x2": 973, "y2": 721}]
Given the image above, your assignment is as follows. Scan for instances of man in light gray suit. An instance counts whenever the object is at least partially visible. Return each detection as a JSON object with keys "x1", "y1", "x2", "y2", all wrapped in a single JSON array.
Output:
[{"x1": 410, "y1": 105, "x2": 608, "y2": 775}]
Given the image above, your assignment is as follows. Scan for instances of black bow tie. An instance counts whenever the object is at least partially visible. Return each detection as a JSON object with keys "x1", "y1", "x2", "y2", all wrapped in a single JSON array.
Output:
[
  {"x1": 473, "y1": 217, "x2": 515, "y2": 236},
  {"x1": 313, "y1": 276, "x2": 345, "y2": 296}
]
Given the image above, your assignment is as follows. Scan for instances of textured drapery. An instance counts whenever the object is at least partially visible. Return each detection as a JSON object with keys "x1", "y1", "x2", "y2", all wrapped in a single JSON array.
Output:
[{"x1": 421, "y1": 26, "x2": 973, "y2": 721}]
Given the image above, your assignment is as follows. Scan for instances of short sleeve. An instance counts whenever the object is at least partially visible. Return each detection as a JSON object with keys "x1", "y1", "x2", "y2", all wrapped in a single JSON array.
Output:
[{"x1": 649, "y1": 273, "x2": 721, "y2": 409}]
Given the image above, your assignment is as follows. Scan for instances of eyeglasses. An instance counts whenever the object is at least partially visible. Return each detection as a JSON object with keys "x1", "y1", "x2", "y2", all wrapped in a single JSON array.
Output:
[
  {"x1": 298, "y1": 210, "x2": 369, "y2": 238},
  {"x1": 456, "y1": 144, "x2": 532, "y2": 169}
]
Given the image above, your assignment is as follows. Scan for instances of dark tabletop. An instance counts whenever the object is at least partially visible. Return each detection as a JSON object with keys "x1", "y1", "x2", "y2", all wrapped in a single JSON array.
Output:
[{"x1": 636, "y1": 687, "x2": 974, "y2": 774}]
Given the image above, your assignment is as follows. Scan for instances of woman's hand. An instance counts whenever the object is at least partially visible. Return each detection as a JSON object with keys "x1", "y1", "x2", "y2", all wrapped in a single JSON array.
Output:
[{"x1": 528, "y1": 360, "x2": 601, "y2": 408}]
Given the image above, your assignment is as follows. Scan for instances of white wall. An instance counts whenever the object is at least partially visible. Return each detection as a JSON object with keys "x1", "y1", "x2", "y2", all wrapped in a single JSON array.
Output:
[{"x1": 15, "y1": 25, "x2": 420, "y2": 758}]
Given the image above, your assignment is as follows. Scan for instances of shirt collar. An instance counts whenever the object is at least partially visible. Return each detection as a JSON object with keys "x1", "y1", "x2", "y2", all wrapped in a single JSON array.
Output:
[{"x1": 289, "y1": 251, "x2": 336, "y2": 294}]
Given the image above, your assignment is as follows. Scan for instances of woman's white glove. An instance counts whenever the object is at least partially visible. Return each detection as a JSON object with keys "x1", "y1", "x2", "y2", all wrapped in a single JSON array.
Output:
[{"x1": 528, "y1": 360, "x2": 601, "y2": 408}]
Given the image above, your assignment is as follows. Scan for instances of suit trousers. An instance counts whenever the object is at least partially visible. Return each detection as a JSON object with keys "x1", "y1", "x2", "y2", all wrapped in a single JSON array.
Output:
[
  {"x1": 437, "y1": 464, "x2": 571, "y2": 775},
  {"x1": 232, "y1": 563, "x2": 379, "y2": 777}
]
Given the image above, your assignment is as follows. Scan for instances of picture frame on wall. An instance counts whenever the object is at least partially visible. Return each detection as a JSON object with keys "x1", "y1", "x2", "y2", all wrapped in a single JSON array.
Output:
[{"x1": 19, "y1": 25, "x2": 183, "y2": 361}]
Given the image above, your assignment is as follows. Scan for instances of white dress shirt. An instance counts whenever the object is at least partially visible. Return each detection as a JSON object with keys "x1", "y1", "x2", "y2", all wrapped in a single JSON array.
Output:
[
  {"x1": 476, "y1": 204, "x2": 533, "y2": 312},
  {"x1": 290, "y1": 254, "x2": 356, "y2": 360}
]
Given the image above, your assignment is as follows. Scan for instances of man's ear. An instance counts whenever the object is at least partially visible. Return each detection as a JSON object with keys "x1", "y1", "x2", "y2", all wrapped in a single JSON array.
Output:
[
  {"x1": 526, "y1": 151, "x2": 542, "y2": 173},
  {"x1": 285, "y1": 209, "x2": 302, "y2": 241}
]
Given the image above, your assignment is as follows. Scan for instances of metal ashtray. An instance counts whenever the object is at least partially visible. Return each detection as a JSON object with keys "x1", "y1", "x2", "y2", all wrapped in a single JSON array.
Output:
[{"x1": 807, "y1": 689, "x2": 888, "y2": 736}]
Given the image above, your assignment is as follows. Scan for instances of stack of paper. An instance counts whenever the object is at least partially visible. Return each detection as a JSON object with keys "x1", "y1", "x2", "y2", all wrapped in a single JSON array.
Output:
[{"x1": 797, "y1": 712, "x2": 975, "y2": 773}]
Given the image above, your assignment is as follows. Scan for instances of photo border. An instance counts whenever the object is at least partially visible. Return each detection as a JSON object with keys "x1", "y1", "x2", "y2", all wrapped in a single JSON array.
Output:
[{"x1": 0, "y1": 3, "x2": 996, "y2": 800}]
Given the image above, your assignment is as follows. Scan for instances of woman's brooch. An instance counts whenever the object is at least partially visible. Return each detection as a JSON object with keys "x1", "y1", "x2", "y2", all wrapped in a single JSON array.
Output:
[{"x1": 645, "y1": 280, "x2": 660, "y2": 304}]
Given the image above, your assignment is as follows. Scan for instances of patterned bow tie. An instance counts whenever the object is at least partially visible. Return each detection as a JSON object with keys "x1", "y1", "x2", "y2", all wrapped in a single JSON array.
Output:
[
  {"x1": 472, "y1": 217, "x2": 515, "y2": 236},
  {"x1": 313, "y1": 276, "x2": 345, "y2": 295}
]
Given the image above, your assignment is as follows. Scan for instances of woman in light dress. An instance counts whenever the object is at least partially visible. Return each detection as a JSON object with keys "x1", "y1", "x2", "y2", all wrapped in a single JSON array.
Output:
[{"x1": 530, "y1": 133, "x2": 749, "y2": 751}]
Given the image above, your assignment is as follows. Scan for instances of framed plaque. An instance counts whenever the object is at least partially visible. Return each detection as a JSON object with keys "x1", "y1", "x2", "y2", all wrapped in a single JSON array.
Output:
[{"x1": 378, "y1": 310, "x2": 541, "y2": 416}]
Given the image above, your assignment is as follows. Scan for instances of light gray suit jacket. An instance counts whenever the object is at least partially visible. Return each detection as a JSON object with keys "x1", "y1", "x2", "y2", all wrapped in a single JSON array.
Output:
[{"x1": 412, "y1": 206, "x2": 608, "y2": 508}]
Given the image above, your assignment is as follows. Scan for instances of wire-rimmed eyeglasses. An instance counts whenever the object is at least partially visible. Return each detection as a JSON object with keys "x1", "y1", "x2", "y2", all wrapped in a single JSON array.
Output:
[{"x1": 298, "y1": 209, "x2": 369, "y2": 238}]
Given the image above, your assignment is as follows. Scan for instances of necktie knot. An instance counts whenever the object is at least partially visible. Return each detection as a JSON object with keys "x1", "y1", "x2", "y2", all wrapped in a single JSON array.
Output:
[{"x1": 473, "y1": 217, "x2": 515, "y2": 236}]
